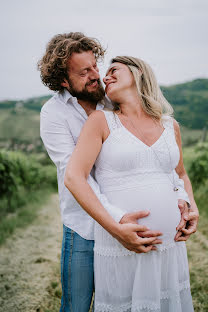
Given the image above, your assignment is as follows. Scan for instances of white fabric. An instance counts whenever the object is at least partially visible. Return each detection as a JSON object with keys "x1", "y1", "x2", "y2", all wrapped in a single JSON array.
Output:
[
  {"x1": 94, "y1": 110, "x2": 193, "y2": 311},
  {"x1": 40, "y1": 90, "x2": 125, "y2": 240},
  {"x1": 40, "y1": 89, "x2": 189, "y2": 240}
]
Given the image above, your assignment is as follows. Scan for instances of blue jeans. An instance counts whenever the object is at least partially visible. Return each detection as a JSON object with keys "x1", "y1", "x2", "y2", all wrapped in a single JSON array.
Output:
[{"x1": 60, "y1": 225, "x2": 94, "y2": 312}]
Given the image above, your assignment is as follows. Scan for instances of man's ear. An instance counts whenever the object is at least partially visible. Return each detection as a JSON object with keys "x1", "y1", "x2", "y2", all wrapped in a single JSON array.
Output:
[{"x1": 61, "y1": 78, "x2": 69, "y2": 89}]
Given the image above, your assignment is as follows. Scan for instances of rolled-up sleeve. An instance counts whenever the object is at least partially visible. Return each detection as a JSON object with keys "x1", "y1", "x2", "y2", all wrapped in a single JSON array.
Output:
[{"x1": 173, "y1": 170, "x2": 190, "y2": 205}]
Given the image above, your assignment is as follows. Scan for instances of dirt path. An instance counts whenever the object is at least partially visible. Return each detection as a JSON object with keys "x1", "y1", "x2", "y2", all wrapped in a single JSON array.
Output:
[
  {"x1": 0, "y1": 194, "x2": 62, "y2": 312},
  {"x1": 0, "y1": 194, "x2": 207, "y2": 311}
]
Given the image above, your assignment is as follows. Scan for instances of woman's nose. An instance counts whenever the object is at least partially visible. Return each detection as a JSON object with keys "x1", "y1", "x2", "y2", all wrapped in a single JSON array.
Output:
[{"x1": 103, "y1": 76, "x2": 109, "y2": 84}]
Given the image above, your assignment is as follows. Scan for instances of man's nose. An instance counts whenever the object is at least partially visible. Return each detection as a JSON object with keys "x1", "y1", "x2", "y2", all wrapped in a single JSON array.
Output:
[{"x1": 90, "y1": 67, "x2": 100, "y2": 80}]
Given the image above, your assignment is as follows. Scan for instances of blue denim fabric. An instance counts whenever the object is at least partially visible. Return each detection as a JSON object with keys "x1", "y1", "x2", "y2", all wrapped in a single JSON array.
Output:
[{"x1": 60, "y1": 225, "x2": 94, "y2": 312}]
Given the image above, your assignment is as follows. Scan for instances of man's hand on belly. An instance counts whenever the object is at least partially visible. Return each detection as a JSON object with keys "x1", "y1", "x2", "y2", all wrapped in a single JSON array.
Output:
[
  {"x1": 175, "y1": 199, "x2": 189, "y2": 241},
  {"x1": 174, "y1": 199, "x2": 199, "y2": 241},
  {"x1": 175, "y1": 208, "x2": 199, "y2": 242}
]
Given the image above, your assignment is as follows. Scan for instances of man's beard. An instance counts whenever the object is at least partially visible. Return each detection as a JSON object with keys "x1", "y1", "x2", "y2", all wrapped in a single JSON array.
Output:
[{"x1": 68, "y1": 78, "x2": 105, "y2": 103}]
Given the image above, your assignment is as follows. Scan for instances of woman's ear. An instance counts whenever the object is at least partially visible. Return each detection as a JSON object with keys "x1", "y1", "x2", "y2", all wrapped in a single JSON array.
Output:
[{"x1": 138, "y1": 69, "x2": 143, "y2": 77}]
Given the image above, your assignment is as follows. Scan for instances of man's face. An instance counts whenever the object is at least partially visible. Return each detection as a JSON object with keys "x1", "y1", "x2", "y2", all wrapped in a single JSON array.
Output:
[{"x1": 62, "y1": 50, "x2": 105, "y2": 103}]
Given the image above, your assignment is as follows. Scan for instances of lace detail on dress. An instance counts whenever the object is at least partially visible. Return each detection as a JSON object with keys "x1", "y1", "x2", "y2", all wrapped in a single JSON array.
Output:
[
  {"x1": 94, "y1": 246, "x2": 134, "y2": 257},
  {"x1": 95, "y1": 301, "x2": 132, "y2": 312},
  {"x1": 132, "y1": 301, "x2": 160, "y2": 311},
  {"x1": 161, "y1": 115, "x2": 174, "y2": 130},
  {"x1": 157, "y1": 241, "x2": 176, "y2": 252},
  {"x1": 102, "y1": 110, "x2": 121, "y2": 133},
  {"x1": 94, "y1": 241, "x2": 183, "y2": 256},
  {"x1": 95, "y1": 283, "x2": 191, "y2": 311},
  {"x1": 160, "y1": 280, "x2": 190, "y2": 300},
  {"x1": 97, "y1": 171, "x2": 175, "y2": 193}
]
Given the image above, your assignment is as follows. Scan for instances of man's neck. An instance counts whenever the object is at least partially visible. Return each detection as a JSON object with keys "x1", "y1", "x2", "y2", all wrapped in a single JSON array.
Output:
[{"x1": 78, "y1": 99, "x2": 97, "y2": 116}]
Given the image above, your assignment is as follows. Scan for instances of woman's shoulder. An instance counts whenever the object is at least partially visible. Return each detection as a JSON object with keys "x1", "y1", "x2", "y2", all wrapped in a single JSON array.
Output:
[
  {"x1": 162, "y1": 114, "x2": 173, "y2": 121},
  {"x1": 85, "y1": 110, "x2": 112, "y2": 133},
  {"x1": 87, "y1": 109, "x2": 118, "y2": 136},
  {"x1": 86, "y1": 110, "x2": 104, "y2": 126},
  {"x1": 88, "y1": 109, "x2": 114, "y2": 123},
  {"x1": 162, "y1": 115, "x2": 181, "y2": 138},
  {"x1": 162, "y1": 114, "x2": 177, "y2": 127},
  {"x1": 88, "y1": 109, "x2": 111, "y2": 120}
]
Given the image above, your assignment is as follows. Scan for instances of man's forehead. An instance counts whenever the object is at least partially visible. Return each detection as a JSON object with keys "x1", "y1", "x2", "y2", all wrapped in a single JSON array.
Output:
[{"x1": 68, "y1": 51, "x2": 96, "y2": 69}]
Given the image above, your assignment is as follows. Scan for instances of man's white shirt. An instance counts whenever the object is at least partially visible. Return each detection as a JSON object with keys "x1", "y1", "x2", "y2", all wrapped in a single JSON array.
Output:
[{"x1": 40, "y1": 89, "x2": 190, "y2": 240}]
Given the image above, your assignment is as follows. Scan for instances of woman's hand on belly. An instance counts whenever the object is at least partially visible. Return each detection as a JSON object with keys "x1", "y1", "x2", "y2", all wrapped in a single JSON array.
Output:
[
  {"x1": 120, "y1": 210, "x2": 163, "y2": 241},
  {"x1": 115, "y1": 222, "x2": 163, "y2": 253}
]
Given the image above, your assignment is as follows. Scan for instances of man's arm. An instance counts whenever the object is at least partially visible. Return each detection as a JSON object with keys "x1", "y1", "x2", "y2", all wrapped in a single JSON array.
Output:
[
  {"x1": 40, "y1": 106, "x2": 125, "y2": 222},
  {"x1": 173, "y1": 170, "x2": 190, "y2": 205}
]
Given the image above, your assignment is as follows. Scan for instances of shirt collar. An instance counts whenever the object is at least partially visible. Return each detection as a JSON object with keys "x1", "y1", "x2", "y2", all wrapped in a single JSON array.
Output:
[{"x1": 59, "y1": 89, "x2": 73, "y2": 104}]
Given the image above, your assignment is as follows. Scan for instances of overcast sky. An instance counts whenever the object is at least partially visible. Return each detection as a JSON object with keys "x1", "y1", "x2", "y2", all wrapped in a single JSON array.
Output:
[{"x1": 0, "y1": 0, "x2": 207, "y2": 100}]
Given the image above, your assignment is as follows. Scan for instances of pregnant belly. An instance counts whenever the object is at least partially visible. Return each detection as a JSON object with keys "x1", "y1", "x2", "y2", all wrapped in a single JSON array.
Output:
[{"x1": 104, "y1": 183, "x2": 181, "y2": 242}]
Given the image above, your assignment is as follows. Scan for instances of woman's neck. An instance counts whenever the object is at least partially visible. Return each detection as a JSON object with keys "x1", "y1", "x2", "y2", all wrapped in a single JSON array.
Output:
[{"x1": 118, "y1": 95, "x2": 146, "y2": 120}]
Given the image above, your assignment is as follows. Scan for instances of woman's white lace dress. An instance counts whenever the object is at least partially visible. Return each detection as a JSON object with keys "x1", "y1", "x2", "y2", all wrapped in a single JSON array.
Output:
[{"x1": 94, "y1": 110, "x2": 194, "y2": 312}]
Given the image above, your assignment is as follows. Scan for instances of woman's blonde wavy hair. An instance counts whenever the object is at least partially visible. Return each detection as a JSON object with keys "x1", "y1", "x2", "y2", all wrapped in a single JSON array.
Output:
[{"x1": 111, "y1": 56, "x2": 173, "y2": 120}]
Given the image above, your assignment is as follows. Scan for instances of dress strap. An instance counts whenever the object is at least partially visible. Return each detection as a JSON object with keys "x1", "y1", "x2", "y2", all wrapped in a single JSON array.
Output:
[
  {"x1": 162, "y1": 115, "x2": 174, "y2": 130},
  {"x1": 101, "y1": 110, "x2": 121, "y2": 133}
]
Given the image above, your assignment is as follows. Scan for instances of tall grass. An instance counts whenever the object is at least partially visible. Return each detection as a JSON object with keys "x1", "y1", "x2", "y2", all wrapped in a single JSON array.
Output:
[
  {"x1": 0, "y1": 150, "x2": 57, "y2": 245},
  {"x1": 183, "y1": 143, "x2": 208, "y2": 216},
  {"x1": 0, "y1": 188, "x2": 53, "y2": 245},
  {"x1": 183, "y1": 143, "x2": 208, "y2": 311}
]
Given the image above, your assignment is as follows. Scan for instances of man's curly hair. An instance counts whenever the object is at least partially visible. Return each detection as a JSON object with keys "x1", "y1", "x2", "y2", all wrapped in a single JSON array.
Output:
[{"x1": 38, "y1": 32, "x2": 105, "y2": 92}]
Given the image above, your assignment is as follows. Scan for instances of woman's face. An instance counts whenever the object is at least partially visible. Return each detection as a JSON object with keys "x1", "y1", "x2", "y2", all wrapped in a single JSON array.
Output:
[{"x1": 103, "y1": 62, "x2": 135, "y2": 101}]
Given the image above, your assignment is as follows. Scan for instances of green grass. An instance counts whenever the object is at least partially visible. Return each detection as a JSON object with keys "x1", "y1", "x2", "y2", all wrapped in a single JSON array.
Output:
[
  {"x1": 0, "y1": 108, "x2": 40, "y2": 141},
  {"x1": 183, "y1": 146, "x2": 196, "y2": 168},
  {"x1": 0, "y1": 188, "x2": 54, "y2": 245},
  {"x1": 40, "y1": 260, "x2": 62, "y2": 312},
  {"x1": 187, "y1": 213, "x2": 208, "y2": 312},
  {"x1": 183, "y1": 145, "x2": 208, "y2": 217},
  {"x1": 39, "y1": 261, "x2": 94, "y2": 312},
  {"x1": 180, "y1": 126, "x2": 203, "y2": 147},
  {"x1": 183, "y1": 145, "x2": 208, "y2": 311},
  {"x1": 0, "y1": 150, "x2": 57, "y2": 218},
  {"x1": 193, "y1": 181, "x2": 208, "y2": 218}
]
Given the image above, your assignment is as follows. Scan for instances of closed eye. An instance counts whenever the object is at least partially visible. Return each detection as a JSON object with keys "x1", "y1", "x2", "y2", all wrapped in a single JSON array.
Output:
[
  {"x1": 80, "y1": 70, "x2": 88, "y2": 76},
  {"x1": 105, "y1": 66, "x2": 118, "y2": 76}
]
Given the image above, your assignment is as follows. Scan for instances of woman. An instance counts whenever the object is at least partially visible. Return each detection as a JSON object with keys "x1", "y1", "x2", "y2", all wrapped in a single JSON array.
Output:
[{"x1": 65, "y1": 56, "x2": 194, "y2": 311}]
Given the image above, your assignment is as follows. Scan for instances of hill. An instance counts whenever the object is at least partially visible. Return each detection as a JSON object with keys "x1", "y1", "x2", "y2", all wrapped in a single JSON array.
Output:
[
  {"x1": 0, "y1": 95, "x2": 51, "y2": 112},
  {"x1": 161, "y1": 78, "x2": 208, "y2": 129},
  {"x1": 0, "y1": 96, "x2": 51, "y2": 151},
  {"x1": 0, "y1": 79, "x2": 207, "y2": 149}
]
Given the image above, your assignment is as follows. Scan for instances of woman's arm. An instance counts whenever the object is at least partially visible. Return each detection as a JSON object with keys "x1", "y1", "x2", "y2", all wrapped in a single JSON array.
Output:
[
  {"x1": 64, "y1": 111, "x2": 161, "y2": 253},
  {"x1": 173, "y1": 119, "x2": 199, "y2": 240}
]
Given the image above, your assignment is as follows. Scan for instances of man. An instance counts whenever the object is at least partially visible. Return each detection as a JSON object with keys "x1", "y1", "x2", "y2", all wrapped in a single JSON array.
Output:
[{"x1": 38, "y1": 32, "x2": 198, "y2": 312}]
